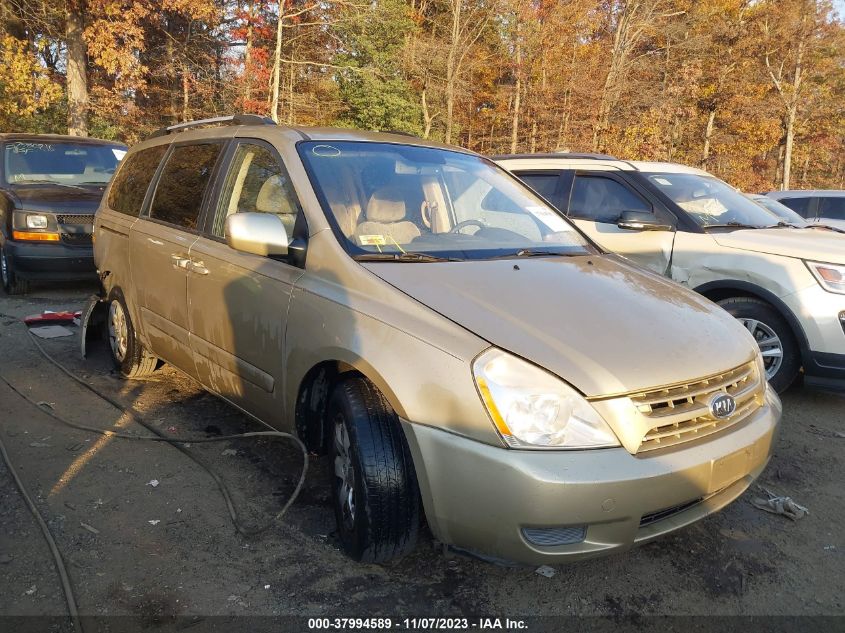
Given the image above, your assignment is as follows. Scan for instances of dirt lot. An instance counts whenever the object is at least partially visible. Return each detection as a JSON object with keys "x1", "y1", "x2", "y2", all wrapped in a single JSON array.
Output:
[{"x1": 1, "y1": 283, "x2": 843, "y2": 628}]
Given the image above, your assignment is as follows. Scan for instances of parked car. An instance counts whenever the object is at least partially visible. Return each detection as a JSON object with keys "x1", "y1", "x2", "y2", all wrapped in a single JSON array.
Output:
[
  {"x1": 745, "y1": 193, "x2": 844, "y2": 233},
  {"x1": 93, "y1": 116, "x2": 780, "y2": 565},
  {"x1": 0, "y1": 133, "x2": 127, "y2": 294},
  {"x1": 765, "y1": 190, "x2": 845, "y2": 230},
  {"x1": 497, "y1": 154, "x2": 845, "y2": 393}
]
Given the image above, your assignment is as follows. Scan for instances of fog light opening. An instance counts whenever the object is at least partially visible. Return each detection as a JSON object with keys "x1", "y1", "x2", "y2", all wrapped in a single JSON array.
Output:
[{"x1": 521, "y1": 525, "x2": 587, "y2": 546}]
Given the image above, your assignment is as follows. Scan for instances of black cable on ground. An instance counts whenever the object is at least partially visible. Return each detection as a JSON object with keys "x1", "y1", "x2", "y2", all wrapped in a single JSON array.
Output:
[
  {"x1": 0, "y1": 315, "x2": 312, "y2": 632},
  {"x1": 0, "y1": 433, "x2": 82, "y2": 633},
  {"x1": 20, "y1": 327, "x2": 309, "y2": 534}
]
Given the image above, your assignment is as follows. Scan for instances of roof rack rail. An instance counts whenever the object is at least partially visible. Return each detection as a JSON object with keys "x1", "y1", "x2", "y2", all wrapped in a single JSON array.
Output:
[
  {"x1": 148, "y1": 114, "x2": 276, "y2": 139},
  {"x1": 552, "y1": 151, "x2": 618, "y2": 160},
  {"x1": 382, "y1": 129, "x2": 419, "y2": 138},
  {"x1": 491, "y1": 152, "x2": 620, "y2": 161}
]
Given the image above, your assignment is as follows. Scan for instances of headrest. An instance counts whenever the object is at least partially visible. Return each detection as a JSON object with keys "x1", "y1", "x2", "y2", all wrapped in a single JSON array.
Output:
[
  {"x1": 256, "y1": 176, "x2": 294, "y2": 214},
  {"x1": 366, "y1": 186, "x2": 407, "y2": 223}
]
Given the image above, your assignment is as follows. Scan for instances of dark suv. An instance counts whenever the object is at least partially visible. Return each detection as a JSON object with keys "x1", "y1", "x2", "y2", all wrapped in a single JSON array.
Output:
[{"x1": 0, "y1": 134, "x2": 127, "y2": 294}]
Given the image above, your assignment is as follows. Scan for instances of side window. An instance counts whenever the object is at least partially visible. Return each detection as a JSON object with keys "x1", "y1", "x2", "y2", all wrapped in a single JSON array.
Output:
[
  {"x1": 779, "y1": 196, "x2": 812, "y2": 217},
  {"x1": 518, "y1": 173, "x2": 561, "y2": 206},
  {"x1": 569, "y1": 175, "x2": 651, "y2": 223},
  {"x1": 107, "y1": 145, "x2": 167, "y2": 216},
  {"x1": 818, "y1": 197, "x2": 845, "y2": 221},
  {"x1": 212, "y1": 143, "x2": 300, "y2": 239},
  {"x1": 149, "y1": 143, "x2": 222, "y2": 230}
]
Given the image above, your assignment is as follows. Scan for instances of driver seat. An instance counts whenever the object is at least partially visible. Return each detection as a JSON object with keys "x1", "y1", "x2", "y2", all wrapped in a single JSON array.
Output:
[{"x1": 355, "y1": 185, "x2": 421, "y2": 246}]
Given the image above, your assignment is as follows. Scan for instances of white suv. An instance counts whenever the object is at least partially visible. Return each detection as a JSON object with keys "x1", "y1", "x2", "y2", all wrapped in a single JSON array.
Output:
[{"x1": 496, "y1": 154, "x2": 845, "y2": 393}]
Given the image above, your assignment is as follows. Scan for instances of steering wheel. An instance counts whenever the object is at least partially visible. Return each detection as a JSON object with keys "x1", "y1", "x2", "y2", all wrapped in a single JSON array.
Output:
[{"x1": 450, "y1": 219, "x2": 487, "y2": 234}]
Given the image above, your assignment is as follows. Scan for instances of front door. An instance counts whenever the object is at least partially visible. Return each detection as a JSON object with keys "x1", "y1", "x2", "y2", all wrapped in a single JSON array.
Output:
[
  {"x1": 565, "y1": 172, "x2": 676, "y2": 275},
  {"x1": 187, "y1": 140, "x2": 305, "y2": 425},
  {"x1": 129, "y1": 142, "x2": 224, "y2": 374}
]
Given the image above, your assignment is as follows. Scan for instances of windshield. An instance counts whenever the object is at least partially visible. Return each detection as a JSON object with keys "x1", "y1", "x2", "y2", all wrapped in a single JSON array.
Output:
[
  {"x1": 298, "y1": 141, "x2": 592, "y2": 260},
  {"x1": 643, "y1": 172, "x2": 777, "y2": 228},
  {"x1": 748, "y1": 195, "x2": 807, "y2": 225},
  {"x1": 4, "y1": 140, "x2": 127, "y2": 186}
]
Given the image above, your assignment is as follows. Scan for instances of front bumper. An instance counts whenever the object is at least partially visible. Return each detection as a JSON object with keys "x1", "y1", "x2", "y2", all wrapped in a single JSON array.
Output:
[
  {"x1": 5, "y1": 238, "x2": 95, "y2": 281},
  {"x1": 403, "y1": 389, "x2": 781, "y2": 565},
  {"x1": 781, "y1": 284, "x2": 845, "y2": 386}
]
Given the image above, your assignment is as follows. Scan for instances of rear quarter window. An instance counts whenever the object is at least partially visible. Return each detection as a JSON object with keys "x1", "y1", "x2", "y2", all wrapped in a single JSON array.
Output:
[{"x1": 107, "y1": 145, "x2": 168, "y2": 217}]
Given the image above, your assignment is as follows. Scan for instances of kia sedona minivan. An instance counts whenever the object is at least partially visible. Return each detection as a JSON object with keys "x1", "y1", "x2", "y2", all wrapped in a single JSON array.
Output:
[
  {"x1": 498, "y1": 155, "x2": 845, "y2": 394},
  {"x1": 93, "y1": 116, "x2": 780, "y2": 564},
  {"x1": 0, "y1": 133, "x2": 127, "y2": 294}
]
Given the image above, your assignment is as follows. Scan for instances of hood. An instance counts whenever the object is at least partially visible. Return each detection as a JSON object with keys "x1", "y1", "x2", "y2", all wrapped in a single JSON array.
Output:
[
  {"x1": 711, "y1": 228, "x2": 845, "y2": 263},
  {"x1": 363, "y1": 255, "x2": 756, "y2": 398},
  {"x1": 9, "y1": 183, "x2": 106, "y2": 215}
]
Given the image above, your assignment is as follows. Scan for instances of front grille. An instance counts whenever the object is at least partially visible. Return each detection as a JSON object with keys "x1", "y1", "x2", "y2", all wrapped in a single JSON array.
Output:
[
  {"x1": 631, "y1": 361, "x2": 762, "y2": 453},
  {"x1": 57, "y1": 214, "x2": 95, "y2": 225},
  {"x1": 639, "y1": 498, "x2": 702, "y2": 527},
  {"x1": 60, "y1": 233, "x2": 93, "y2": 246}
]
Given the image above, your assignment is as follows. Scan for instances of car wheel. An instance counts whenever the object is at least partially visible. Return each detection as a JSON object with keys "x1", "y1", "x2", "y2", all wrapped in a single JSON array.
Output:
[
  {"x1": 107, "y1": 290, "x2": 158, "y2": 378},
  {"x1": 1, "y1": 246, "x2": 29, "y2": 295},
  {"x1": 718, "y1": 297, "x2": 800, "y2": 393},
  {"x1": 328, "y1": 375, "x2": 420, "y2": 562}
]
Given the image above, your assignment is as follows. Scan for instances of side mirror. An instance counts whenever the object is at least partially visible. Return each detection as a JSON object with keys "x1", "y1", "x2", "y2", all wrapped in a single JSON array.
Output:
[
  {"x1": 617, "y1": 210, "x2": 673, "y2": 232},
  {"x1": 225, "y1": 212, "x2": 289, "y2": 256}
]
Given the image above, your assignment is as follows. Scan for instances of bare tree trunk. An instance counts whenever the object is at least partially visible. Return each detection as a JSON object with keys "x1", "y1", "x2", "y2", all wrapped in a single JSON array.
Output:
[
  {"x1": 182, "y1": 61, "x2": 190, "y2": 122},
  {"x1": 421, "y1": 86, "x2": 436, "y2": 139},
  {"x1": 287, "y1": 57, "x2": 295, "y2": 124},
  {"x1": 510, "y1": 22, "x2": 522, "y2": 154},
  {"x1": 270, "y1": 1, "x2": 285, "y2": 123},
  {"x1": 445, "y1": 0, "x2": 462, "y2": 144},
  {"x1": 782, "y1": 108, "x2": 797, "y2": 190},
  {"x1": 244, "y1": 0, "x2": 255, "y2": 103},
  {"x1": 702, "y1": 107, "x2": 716, "y2": 164},
  {"x1": 66, "y1": 2, "x2": 88, "y2": 136}
]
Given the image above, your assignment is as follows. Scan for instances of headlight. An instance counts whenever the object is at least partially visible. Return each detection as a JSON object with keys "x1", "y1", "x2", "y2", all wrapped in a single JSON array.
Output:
[
  {"x1": 806, "y1": 261, "x2": 845, "y2": 295},
  {"x1": 25, "y1": 214, "x2": 49, "y2": 229},
  {"x1": 472, "y1": 348, "x2": 620, "y2": 449}
]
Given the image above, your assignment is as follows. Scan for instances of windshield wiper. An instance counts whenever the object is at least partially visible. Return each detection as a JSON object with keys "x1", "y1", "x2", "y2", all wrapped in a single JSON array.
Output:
[
  {"x1": 484, "y1": 248, "x2": 581, "y2": 260},
  {"x1": 354, "y1": 252, "x2": 464, "y2": 262},
  {"x1": 12, "y1": 179, "x2": 85, "y2": 189},
  {"x1": 703, "y1": 221, "x2": 764, "y2": 230}
]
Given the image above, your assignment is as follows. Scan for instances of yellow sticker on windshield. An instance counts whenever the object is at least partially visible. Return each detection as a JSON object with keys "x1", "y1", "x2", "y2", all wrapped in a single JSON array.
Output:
[{"x1": 359, "y1": 235, "x2": 386, "y2": 246}]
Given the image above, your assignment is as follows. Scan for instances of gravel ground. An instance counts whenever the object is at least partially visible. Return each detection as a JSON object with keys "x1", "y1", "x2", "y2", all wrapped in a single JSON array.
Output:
[{"x1": 0, "y1": 283, "x2": 843, "y2": 629}]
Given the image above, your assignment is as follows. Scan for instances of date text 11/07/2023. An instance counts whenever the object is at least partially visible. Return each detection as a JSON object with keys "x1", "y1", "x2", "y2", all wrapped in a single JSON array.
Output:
[{"x1": 307, "y1": 618, "x2": 529, "y2": 630}]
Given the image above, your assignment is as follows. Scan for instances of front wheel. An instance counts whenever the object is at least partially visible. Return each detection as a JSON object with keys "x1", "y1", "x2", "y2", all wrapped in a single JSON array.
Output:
[
  {"x1": 1, "y1": 246, "x2": 29, "y2": 295},
  {"x1": 718, "y1": 297, "x2": 800, "y2": 393},
  {"x1": 328, "y1": 375, "x2": 420, "y2": 563}
]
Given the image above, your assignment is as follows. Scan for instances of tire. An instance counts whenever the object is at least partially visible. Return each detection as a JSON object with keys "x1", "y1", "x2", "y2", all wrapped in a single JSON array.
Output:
[
  {"x1": 1, "y1": 246, "x2": 29, "y2": 295},
  {"x1": 107, "y1": 290, "x2": 158, "y2": 378},
  {"x1": 328, "y1": 375, "x2": 420, "y2": 563},
  {"x1": 717, "y1": 297, "x2": 800, "y2": 393}
]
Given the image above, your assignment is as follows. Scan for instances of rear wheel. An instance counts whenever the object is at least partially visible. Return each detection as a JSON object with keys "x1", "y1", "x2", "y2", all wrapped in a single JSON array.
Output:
[
  {"x1": 1, "y1": 246, "x2": 29, "y2": 295},
  {"x1": 328, "y1": 375, "x2": 419, "y2": 562},
  {"x1": 717, "y1": 297, "x2": 799, "y2": 393},
  {"x1": 107, "y1": 290, "x2": 158, "y2": 378}
]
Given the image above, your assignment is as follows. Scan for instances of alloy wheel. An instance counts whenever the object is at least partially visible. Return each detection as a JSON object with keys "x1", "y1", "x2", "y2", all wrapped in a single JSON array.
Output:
[
  {"x1": 108, "y1": 300, "x2": 129, "y2": 363},
  {"x1": 739, "y1": 317, "x2": 783, "y2": 380},
  {"x1": 334, "y1": 415, "x2": 356, "y2": 531}
]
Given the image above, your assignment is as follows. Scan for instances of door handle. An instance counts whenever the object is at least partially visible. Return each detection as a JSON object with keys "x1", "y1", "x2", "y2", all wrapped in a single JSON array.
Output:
[
  {"x1": 188, "y1": 260, "x2": 209, "y2": 275},
  {"x1": 171, "y1": 254, "x2": 190, "y2": 269}
]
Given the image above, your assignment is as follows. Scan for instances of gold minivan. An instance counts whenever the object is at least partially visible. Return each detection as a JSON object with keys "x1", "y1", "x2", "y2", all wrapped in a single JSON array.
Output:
[{"x1": 93, "y1": 115, "x2": 781, "y2": 564}]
